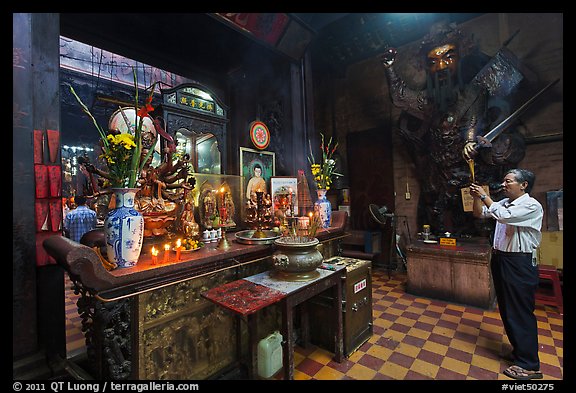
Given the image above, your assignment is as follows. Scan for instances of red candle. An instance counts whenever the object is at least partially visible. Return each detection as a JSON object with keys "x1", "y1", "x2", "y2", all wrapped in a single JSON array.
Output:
[
  {"x1": 163, "y1": 244, "x2": 170, "y2": 264},
  {"x1": 219, "y1": 187, "x2": 227, "y2": 223},
  {"x1": 151, "y1": 246, "x2": 158, "y2": 265}
]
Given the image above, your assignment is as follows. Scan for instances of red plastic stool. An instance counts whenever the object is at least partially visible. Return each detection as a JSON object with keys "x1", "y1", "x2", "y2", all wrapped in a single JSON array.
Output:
[{"x1": 535, "y1": 264, "x2": 563, "y2": 315}]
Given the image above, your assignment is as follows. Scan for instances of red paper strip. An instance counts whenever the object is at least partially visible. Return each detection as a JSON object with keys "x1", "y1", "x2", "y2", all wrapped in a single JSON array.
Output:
[
  {"x1": 48, "y1": 165, "x2": 62, "y2": 198},
  {"x1": 49, "y1": 198, "x2": 63, "y2": 232},
  {"x1": 46, "y1": 129, "x2": 60, "y2": 163},
  {"x1": 33, "y1": 129, "x2": 44, "y2": 164},
  {"x1": 35, "y1": 199, "x2": 50, "y2": 232},
  {"x1": 34, "y1": 164, "x2": 49, "y2": 199}
]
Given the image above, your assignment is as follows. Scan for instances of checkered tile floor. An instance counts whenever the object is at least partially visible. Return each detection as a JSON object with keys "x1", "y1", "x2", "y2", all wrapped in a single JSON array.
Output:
[
  {"x1": 65, "y1": 267, "x2": 563, "y2": 380},
  {"x1": 277, "y1": 267, "x2": 563, "y2": 380}
]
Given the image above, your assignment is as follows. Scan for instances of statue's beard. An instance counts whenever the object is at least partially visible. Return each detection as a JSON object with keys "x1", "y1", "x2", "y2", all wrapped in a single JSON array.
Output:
[{"x1": 426, "y1": 69, "x2": 459, "y2": 112}]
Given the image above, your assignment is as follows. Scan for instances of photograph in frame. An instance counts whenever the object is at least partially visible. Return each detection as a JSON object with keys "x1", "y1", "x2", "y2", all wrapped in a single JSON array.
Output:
[{"x1": 270, "y1": 176, "x2": 298, "y2": 223}]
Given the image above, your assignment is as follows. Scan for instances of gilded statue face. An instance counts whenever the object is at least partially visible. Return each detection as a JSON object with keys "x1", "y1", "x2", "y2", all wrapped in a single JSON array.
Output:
[{"x1": 427, "y1": 44, "x2": 458, "y2": 77}]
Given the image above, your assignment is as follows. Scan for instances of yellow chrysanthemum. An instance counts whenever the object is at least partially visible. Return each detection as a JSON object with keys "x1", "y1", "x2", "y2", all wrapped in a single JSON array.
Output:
[
  {"x1": 108, "y1": 133, "x2": 136, "y2": 149},
  {"x1": 308, "y1": 132, "x2": 343, "y2": 190},
  {"x1": 69, "y1": 68, "x2": 160, "y2": 188}
]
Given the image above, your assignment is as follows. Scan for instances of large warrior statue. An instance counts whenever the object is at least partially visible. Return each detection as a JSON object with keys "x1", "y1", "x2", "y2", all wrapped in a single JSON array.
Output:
[{"x1": 380, "y1": 21, "x2": 529, "y2": 236}]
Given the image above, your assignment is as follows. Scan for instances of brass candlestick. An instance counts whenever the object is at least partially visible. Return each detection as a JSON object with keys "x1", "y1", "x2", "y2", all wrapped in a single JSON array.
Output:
[
  {"x1": 216, "y1": 225, "x2": 231, "y2": 250},
  {"x1": 252, "y1": 190, "x2": 267, "y2": 238}
]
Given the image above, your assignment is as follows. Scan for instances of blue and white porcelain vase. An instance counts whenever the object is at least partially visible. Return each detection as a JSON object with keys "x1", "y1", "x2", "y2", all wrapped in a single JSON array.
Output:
[
  {"x1": 104, "y1": 188, "x2": 144, "y2": 268},
  {"x1": 314, "y1": 189, "x2": 332, "y2": 229}
]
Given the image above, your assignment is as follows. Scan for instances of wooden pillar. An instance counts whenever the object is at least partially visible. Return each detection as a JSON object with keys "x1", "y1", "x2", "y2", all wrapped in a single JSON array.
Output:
[{"x1": 13, "y1": 12, "x2": 65, "y2": 379}]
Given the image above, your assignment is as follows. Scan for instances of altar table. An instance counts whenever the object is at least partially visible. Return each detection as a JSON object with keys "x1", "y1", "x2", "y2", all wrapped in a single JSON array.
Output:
[{"x1": 202, "y1": 265, "x2": 345, "y2": 379}]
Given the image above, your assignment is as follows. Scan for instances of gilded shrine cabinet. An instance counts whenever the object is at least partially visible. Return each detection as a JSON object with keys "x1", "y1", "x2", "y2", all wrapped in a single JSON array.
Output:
[{"x1": 155, "y1": 83, "x2": 228, "y2": 175}]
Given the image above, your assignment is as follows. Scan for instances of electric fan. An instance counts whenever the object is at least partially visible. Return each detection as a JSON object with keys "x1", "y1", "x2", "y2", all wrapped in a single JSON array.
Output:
[
  {"x1": 369, "y1": 204, "x2": 394, "y2": 225},
  {"x1": 368, "y1": 204, "x2": 407, "y2": 271}
]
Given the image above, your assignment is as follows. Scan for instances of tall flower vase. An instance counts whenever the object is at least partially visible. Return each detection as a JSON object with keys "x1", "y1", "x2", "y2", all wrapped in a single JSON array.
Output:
[
  {"x1": 104, "y1": 188, "x2": 144, "y2": 268},
  {"x1": 314, "y1": 189, "x2": 332, "y2": 229}
]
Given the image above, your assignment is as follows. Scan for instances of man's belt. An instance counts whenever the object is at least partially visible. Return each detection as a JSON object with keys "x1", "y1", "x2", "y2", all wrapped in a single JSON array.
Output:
[{"x1": 492, "y1": 249, "x2": 532, "y2": 256}]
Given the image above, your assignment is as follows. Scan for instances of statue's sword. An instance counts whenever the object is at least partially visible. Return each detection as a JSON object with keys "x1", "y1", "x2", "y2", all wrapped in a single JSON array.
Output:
[{"x1": 474, "y1": 78, "x2": 560, "y2": 149}]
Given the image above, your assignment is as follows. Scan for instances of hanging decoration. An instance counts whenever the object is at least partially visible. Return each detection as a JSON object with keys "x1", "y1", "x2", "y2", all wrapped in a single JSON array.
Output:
[{"x1": 249, "y1": 120, "x2": 271, "y2": 150}]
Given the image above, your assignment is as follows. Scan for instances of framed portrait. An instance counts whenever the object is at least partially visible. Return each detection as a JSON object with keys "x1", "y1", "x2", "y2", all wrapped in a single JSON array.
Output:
[
  {"x1": 240, "y1": 147, "x2": 275, "y2": 206},
  {"x1": 270, "y1": 176, "x2": 298, "y2": 219}
]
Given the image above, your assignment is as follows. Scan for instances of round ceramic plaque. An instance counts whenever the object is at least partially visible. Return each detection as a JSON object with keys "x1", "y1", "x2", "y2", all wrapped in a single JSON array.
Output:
[{"x1": 249, "y1": 121, "x2": 270, "y2": 150}]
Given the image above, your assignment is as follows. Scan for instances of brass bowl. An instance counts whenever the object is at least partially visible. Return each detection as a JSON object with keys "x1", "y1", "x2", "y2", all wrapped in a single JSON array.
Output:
[{"x1": 235, "y1": 230, "x2": 281, "y2": 245}]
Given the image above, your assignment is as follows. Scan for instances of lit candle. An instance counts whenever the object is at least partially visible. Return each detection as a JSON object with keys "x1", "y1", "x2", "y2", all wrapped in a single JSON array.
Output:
[
  {"x1": 219, "y1": 187, "x2": 227, "y2": 223},
  {"x1": 151, "y1": 246, "x2": 158, "y2": 265},
  {"x1": 175, "y1": 238, "x2": 182, "y2": 261},
  {"x1": 163, "y1": 243, "x2": 170, "y2": 264}
]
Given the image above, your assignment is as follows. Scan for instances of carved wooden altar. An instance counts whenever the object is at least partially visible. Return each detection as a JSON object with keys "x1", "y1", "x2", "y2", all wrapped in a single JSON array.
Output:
[{"x1": 44, "y1": 211, "x2": 348, "y2": 380}]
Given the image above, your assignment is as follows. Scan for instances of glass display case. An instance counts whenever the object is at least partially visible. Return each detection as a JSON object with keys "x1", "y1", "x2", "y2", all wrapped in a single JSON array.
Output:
[
  {"x1": 175, "y1": 132, "x2": 221, "y2": 174},
  {"x1": 189, "y1": 173, "x2": 242, "y2": 231}
]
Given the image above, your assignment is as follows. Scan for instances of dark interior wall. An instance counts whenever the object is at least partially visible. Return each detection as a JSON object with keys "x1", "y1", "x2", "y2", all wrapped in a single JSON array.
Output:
[{"x1": 228, "y1": 54, "x2": 298, "y2": 176}]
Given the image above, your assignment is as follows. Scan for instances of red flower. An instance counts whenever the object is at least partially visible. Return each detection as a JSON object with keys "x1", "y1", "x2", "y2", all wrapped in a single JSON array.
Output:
[{"x1": 138, "y1": 96, "x2": 154, "y2": 117}]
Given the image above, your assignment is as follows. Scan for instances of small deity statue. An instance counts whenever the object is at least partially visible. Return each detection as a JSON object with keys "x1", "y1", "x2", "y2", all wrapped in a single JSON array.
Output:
[
  {"x1": 135, "y1": 148, "x2": 194, "y2": 214},
  {"x1": 245, "y1": 192, "x2": 258, "y2": 222},
  {"x1": 132, "y1": 148, "x2": 195, "y2": 238},
  {"x1": 136, "y1": 161, "x2": 171, "y2": 213},
  {"x1": 245, "y1": 191, "x2": 273, "y2": 229},
  {"x1": 181, "y1": 202, "x2": 200, "y2": 239},
  {"x1": 201, "y1": 190, "x2": 217, "y2": 229},
  {"x1": 223, "y1": 192, "x2": 236, "y2": 226}
]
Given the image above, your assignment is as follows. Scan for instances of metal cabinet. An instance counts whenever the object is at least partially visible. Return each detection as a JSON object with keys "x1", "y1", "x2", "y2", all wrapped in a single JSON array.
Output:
[{"x1": 308, "y1": 257, "x2": 373, "y2": 357}]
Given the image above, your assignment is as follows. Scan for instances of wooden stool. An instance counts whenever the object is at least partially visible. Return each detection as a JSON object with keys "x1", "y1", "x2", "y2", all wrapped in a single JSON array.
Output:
[{"x1": 535, "y1": 264, "x2": 563, "y2": 315}]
